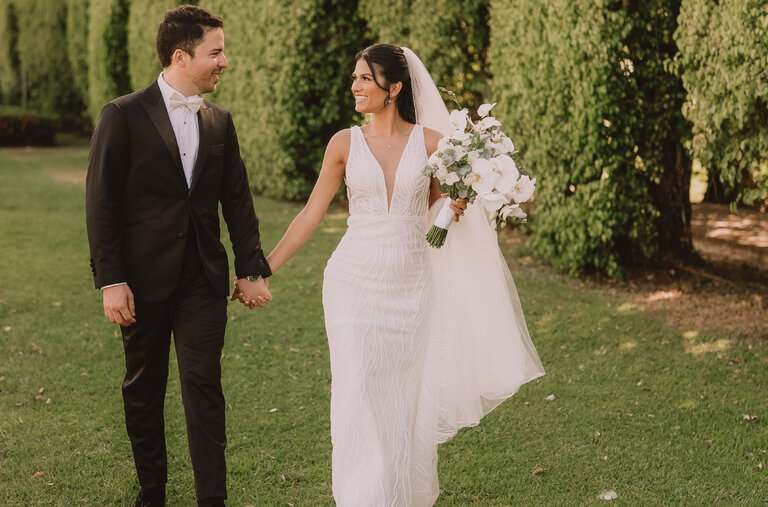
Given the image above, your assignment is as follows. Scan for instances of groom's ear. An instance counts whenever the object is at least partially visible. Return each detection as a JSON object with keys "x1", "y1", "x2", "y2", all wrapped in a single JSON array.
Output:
[{"x1": 171, "y1": 48, "x2": 189, "y2": 67}]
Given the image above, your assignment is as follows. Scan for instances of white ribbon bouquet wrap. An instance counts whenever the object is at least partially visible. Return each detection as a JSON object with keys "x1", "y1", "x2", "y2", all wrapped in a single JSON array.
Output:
[{"x1": 423, "y1": 102, "x2": 536, "y2": 247}]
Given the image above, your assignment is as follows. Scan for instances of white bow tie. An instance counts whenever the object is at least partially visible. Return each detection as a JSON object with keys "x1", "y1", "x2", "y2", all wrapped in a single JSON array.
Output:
[{"x1": 168, "y1": 92, "x2": 203, "y2": 114}]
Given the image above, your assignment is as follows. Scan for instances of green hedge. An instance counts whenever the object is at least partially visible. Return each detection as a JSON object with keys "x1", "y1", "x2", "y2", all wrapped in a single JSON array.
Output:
[
  {"x1": 127, "y1": 0, "x2": 182, "y2": 91},
  {"x1": 675, "y1": 0, "x2": 768, "y2": 206},
  {"x1": 87, "y1": 0, "x2": 130, "y2": 123},
  {"x1": 66, "y1": 0, "x2": 90, "y2": 115},
  {"x1": 13, "y1": 0, "x2": 82, "y2": 118},
  {"x1": 0, "y1": 0, "x2": 19, "y2": 105},
  {"x1": 205, "y1": 0, "x2": 368, "y2": 199},
  {"x1": 490, "y1": 0, "x2": 691, "y2": 277}
]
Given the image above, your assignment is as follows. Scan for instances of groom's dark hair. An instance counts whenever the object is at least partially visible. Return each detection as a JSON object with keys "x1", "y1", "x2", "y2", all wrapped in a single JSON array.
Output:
[{"x1": 156, "y1": 5, "x2": 223, "y2": 68}]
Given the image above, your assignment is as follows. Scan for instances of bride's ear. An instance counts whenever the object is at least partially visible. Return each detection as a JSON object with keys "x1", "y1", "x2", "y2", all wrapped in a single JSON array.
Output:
[{"x1": 390, "y1": 82, "x2": 403, "y2": 98}]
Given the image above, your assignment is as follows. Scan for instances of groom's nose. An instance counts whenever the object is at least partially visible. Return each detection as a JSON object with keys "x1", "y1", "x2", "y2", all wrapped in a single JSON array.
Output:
[{"x1": 218, "y1": 53, "x2": 228, "y2": 68}]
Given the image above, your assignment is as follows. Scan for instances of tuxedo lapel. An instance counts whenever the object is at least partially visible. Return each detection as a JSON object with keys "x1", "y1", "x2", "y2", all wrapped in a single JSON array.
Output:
[
  {"x1": 188, "y1": 102, "x2": 212, "y2": 194},
  {"x1": 140, "y1": 82, "x2": 187, "y2": 188}
]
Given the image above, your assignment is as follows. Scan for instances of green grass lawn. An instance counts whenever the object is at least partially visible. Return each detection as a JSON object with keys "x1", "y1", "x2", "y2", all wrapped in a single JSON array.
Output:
[{"x1": 0, "y1": 146, "x2": 765, "y2": 506}]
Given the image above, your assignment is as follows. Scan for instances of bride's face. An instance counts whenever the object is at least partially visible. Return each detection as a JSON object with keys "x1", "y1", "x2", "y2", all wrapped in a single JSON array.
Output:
[{"x1": 351, "y1": 59, "x2": 390, "y2": 113}]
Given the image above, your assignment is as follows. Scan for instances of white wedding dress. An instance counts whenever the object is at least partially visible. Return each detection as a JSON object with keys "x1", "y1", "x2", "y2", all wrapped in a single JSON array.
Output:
[{"x1": 322, "y1": 124, "x2": 545, "y2": 506}]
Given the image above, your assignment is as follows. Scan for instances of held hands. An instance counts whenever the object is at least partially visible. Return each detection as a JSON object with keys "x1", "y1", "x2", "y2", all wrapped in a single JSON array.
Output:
[
  {"x1": 230, "y1": 277, "x2": 272, "y2": 309},
  {"x1": 102, "y1": 284, "x2": 136, "y2": 326}
]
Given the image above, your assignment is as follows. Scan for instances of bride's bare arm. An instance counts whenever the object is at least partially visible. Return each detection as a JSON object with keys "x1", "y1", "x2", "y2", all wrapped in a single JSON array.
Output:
[
  {"x1": 424, "y1": 127, "x2": 467, "y2": 219},
  {"x1": 266, "y1": 130, "x2": 349, "y2": 274}
]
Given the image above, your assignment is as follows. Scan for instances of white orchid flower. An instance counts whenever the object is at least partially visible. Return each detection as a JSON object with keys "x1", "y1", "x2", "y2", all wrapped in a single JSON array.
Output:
[
  {"x1": 477, "y1": 102, "x2": 497, "y2": 118},
  {"x1": 500, "y1": 203, "x2": 526, "y2": 221},
  {"x1": 509, "y1": 175, "x2": 536, "y2": 203},
  {"x1": 479, "y1": 192, "x2": 507, "y2": 212},
  {"x1": 449, "y1": 109, "x2": 469, "y2": 132},
  {"x1": 478, "y1": 116, "x2": 502, "y2": 131},
  {"x1": 491, "y1": 155, "x2": 520, "y2": 194},
  {"x1": 469, "y1": 158, "x2": 500, "y2": 195}
]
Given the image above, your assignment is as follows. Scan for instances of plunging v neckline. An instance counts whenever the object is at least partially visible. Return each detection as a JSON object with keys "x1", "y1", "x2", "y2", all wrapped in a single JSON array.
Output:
[{"x1": 358, "y1": 125, "x2": 417, "y2": 213}]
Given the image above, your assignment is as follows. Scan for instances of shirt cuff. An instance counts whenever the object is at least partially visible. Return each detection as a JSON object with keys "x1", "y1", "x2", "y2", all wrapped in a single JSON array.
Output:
[{"x1": 99, "y1": 282, "x2": 127, "y2": 290}]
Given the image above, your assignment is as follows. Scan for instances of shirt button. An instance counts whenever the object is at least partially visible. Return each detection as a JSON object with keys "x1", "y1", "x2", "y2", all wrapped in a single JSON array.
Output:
[{"x1": 177, "y1": 232, "x2": 186, "y2": 239}]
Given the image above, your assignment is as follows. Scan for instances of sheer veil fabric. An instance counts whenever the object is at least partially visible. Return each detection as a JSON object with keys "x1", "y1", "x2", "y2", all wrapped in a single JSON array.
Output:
[{"x1": 402, "y1": 46, "x2": 546, "y2": 443}]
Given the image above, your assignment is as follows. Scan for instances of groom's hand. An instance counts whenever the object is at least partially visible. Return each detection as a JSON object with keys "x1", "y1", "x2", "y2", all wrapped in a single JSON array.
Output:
[
  {"x1": 102, "y1": 284, "x2": 136, "y2": 326},
  {"x1": 231, "y1": 277, "x2": 272, "y2": 309}
]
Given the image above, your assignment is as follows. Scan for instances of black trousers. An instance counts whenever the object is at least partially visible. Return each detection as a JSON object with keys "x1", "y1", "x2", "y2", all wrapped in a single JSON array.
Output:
[{"x1": 120, "y1": 232, "x2": 228, "y2": 505}]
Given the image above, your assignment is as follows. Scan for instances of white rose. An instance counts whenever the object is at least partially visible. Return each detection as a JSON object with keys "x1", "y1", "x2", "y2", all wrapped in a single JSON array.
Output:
[
  {"x1": 451, "y1": 130, "x2": 471, "y2": 144},
  {"x1": 437, "y1": 136, "x2": 452, "y2": 152},
  {"x1": 449, "y1": 109, "x2": 469, "y2": 132},
  {"x1": 477, "y1": 102, "x2": 497, "y2": 118},
  {"x1": 469, "y1": 158, "x2": 499, "y2": 195},
  {"x1": 509, "y1": 175, "x2": 536, "y2": 203},
  {"x1": 502, "y1": 136, "x2": 515, "y2": 153},
  {"x1": 434, "y1": 165, "x2": 449, "y2": 183},
  {"x1": 486, "y1": 141, "x2": 509, "y2": 155},
  {"x1": 444, "y1": 171, "x2": 460, "y2": 185}
]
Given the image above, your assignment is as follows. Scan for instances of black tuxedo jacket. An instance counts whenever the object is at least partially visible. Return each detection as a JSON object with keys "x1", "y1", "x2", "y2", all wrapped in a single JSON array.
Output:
[{"x1": 86, "y1": 81, "x2": 271, "y2": 302}]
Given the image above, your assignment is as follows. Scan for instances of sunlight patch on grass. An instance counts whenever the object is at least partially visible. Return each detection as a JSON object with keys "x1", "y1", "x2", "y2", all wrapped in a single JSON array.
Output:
[
  {"x1": 645, "y1": 289, "x2": 682, "y2": 302},
  {"x1": 615, "y1": 302, "x2": 639, "y2": 313},
  {"x1": 685, "y1": 338, "x2": 732, "y2": 356}
]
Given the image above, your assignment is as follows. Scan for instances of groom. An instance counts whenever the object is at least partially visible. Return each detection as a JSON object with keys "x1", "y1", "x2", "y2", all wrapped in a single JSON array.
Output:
[{"x1": 86, "y1": 5, "x2": 271, "y2": 506}]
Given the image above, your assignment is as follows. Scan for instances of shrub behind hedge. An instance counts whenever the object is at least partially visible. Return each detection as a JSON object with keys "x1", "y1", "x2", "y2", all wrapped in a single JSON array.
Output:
[{"x1": 0, "y1": 114, "x2": 56, "y2": 146}]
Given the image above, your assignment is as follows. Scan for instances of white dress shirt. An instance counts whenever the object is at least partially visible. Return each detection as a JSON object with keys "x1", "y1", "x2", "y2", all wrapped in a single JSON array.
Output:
[
  {"x1": 157, "y1": 72, "x2": 200, "y2": 187},
  {"x1": 100, "y1": 75, "x2": 201, "y2": 291}
]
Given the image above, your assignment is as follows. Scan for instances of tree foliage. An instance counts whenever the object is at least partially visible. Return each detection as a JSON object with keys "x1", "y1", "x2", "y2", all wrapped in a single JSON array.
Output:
[
  {"x1": 359, "y1": 0, "x2": 491, "y2": 111},
  {"x1": 12, "y1": 0, "x2": 82, "y2": 118},
  {"x1": 674, "y1": 0, "x2": 768, "y2": 205},
  {"x1": 87, "y1": 0, "x2": 130, "y2": 122},
  {"x1": 490, "y1": 0, "x2": 691, "y2": 277},
  {"x1": 204, "y1": 0, "x2": 368, "y2": 199},
  {"x1": 0, "y1": 0, "x2": 20, "y2": 105},
  {"x1": 127, "y1": 0, "x2": 182, "y2": 91},
  {"x1": 66, "y1": 0, "x2": 90, "y2": 114}
]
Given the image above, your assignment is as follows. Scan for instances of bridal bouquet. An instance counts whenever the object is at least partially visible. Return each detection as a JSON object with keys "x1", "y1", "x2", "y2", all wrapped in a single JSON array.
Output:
[{"x1": 423, "y1": 102, "x2": 536, "y2": 248}]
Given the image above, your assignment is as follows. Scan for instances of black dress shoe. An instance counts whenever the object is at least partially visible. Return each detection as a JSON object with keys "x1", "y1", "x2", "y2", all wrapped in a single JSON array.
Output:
[{"x1": 135, "y1": 486, "x2": 166, "y2": 507}]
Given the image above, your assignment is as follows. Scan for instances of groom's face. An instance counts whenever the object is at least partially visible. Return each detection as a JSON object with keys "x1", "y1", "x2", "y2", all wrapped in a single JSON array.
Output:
[{"x1": 185, "y1": 27, "x2": 228, "y2": 94}]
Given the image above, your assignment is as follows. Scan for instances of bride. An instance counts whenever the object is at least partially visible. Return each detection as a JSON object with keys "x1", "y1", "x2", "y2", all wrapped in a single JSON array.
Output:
[{"x1": 236, "y1": 44, "x2": 545, "y2": 506}]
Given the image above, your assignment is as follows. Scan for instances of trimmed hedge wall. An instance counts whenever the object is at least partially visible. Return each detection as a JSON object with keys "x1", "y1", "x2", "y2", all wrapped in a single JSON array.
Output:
[
  {"x1": 359, "y1": 0, "x2": 491, "y2": 112},
  {"x1": 127, "y1": 0, "x2": 182, "y2": 91},
  {"x1": 675, "y1": 0, "x2": 768, "y2": 206},
  {"x1": 205, "y1": 0, "x2": 368, "y2": 199},
  {"x1": 490, "y1": 0, "x2": 691, "y2": 277},
  {"x1": 0, "y1": 0, "x2": 19, "y2": 105},
  {"x1": 66, "y1": 0, "x2": 90, "y2": 114},
  {"x1": 87, "y1": 0, "x2": 130, "y2": 123},
  {"x1": 13, "y1": 0, "x2": 82, "y2": 118}
]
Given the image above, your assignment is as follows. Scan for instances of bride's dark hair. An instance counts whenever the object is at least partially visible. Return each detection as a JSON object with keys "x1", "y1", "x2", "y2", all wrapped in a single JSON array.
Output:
[{"x1": 355, "y1": 44, "x2": 416, "y2": 124}]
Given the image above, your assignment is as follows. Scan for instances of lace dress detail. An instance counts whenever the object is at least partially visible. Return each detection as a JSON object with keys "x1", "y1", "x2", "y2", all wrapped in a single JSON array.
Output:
[{"x1": 323, "y1": 125, "x2": 436, "y2": 506}]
